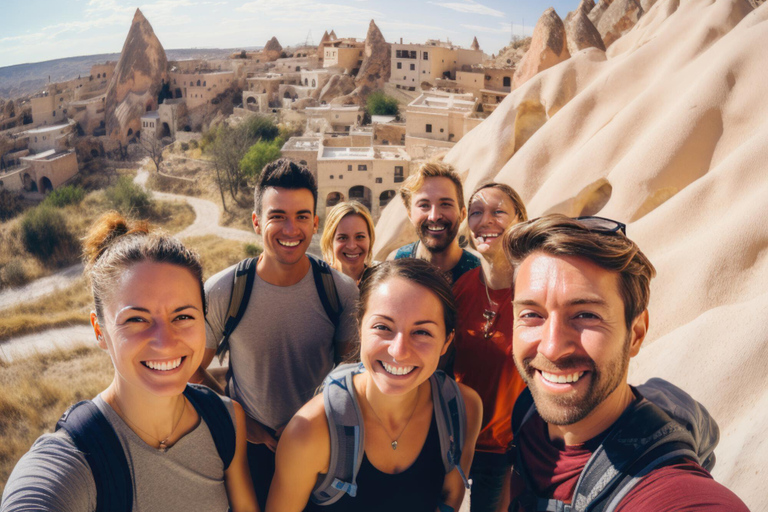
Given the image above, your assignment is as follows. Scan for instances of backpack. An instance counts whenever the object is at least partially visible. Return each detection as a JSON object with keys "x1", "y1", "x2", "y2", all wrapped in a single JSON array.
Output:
[
  {"x1": 508, "y1": 378, "x2": 720, "y2": 512},
  {"x1": 310, "y1": 363, "x2": 470, "y2": 506},
  {"x1": 215, "y1": 254, "x2": 341, "y2": 362},
  {"x1": 55, "y1": 384, "x2": 236, "y2": 512}
]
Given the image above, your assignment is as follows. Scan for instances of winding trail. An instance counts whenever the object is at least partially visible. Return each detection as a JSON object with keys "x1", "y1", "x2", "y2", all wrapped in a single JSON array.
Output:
[{"x1": 0, "y1": 162, "x2": 320, "y2": 361}]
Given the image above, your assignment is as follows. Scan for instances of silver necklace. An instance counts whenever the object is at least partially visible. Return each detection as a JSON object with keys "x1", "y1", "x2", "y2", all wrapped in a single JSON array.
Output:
[{"x1": 364, "y1": 389, "x2": 421, "y2": 450}]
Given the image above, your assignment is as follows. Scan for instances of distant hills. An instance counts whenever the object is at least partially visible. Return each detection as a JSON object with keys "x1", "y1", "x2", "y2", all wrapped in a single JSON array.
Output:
[{"x1": 0, "y1": 47, "x2": 261, "y2": 100}]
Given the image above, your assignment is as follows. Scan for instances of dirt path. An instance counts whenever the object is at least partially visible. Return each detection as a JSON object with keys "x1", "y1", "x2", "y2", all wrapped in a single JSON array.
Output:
[{"x1": 0, "y1": 263, "x2": 83, "y2": 311}]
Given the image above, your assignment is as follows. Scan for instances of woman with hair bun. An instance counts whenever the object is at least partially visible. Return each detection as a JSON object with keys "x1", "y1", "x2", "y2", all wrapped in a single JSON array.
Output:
[{"x1": 1, "y1": 212, "x2": 258, "y2": 512}]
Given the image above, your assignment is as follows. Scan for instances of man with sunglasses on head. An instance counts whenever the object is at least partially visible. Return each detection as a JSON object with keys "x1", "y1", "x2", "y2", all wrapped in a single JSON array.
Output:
[{"x1": 503, "y1": 214, "x2": 747, "y2": 511}]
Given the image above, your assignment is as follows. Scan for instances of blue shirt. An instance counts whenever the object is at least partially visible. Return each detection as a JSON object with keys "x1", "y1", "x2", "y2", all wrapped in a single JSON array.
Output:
[{"x1": 394, "y1": 241, "x2": 480, "y2": 284}]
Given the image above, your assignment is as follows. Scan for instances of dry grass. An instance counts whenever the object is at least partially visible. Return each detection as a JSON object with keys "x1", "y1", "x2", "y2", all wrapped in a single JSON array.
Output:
[
  {"x1": 0, "y1": 276, "x2": 91, "y2": 341},
  {"x1": 0, "y1": 344, "x2": 114, "y2": 493},
  {"x1": 0, "y1": 192, "x2": 194, "y2": 290},
  {"x1": 184, "y1": 235, "x2": 261, "y2": 279}
]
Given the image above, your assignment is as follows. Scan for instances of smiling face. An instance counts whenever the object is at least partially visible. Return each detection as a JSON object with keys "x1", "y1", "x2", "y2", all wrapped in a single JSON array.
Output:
[
  {"x1": 254, "y1": 186, "x2": 319, "y2": 268},
  {"x1": 408, "y1": 177, "x2": 465, "y2": 254},
  {"x1": 468, "y1": 187, "x2": 520, "y2": 257},
  {"x1": 332, "y1": 213, "x2": 371, "y2": 279},
  {"x1": 360, "y1": 276, "x2": 452, "y2": 396},
  {"x1": 512, "y1": 252, "x2": 645, "y2": 426},
  {"x1": 94, "y1": 261, "x2": 206, "y2": 398}
]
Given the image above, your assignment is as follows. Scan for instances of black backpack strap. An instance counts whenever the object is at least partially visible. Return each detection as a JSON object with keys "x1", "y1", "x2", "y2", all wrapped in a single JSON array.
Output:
[
  {"x1": 184, "y1": 384, "x2": 237, "y2": 470},
  {"x1": 308, "y1": 254, "x2": 341, "y2": 329},
  {"x1": 508, "y1": 388, "x2": 543, "y2": 512},
  {"x1": 56, "y1": 400, "x2": 132, "y2": 512},
  {"x1": 571, "y1": 399, "x2": 697, "y2": 512},
  {"x1": 216, "y1": 258, "x2": 257, "y2": 361}
]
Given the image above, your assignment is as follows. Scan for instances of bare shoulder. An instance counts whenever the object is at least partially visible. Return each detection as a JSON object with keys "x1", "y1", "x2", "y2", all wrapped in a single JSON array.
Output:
[
  {"x1": 279, "y1": 394, "x2": 330, "y2": 471},
  {"x1": 457, "y1": 382, "x2": 483, "y2": 423}
]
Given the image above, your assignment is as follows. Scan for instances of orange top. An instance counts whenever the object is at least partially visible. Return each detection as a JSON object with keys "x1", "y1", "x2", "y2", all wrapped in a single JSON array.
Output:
[{"x1": 452, "y1": 267, "x2": 527, "y2": 453}]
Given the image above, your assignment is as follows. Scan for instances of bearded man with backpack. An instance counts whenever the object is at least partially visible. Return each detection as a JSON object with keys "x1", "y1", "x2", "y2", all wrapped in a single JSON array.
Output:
[
  {"x1": 192, "y1": 158, "x2": 359, "y2": 510},
  {"x1": 502, "y1": 215, "x2": 748, "y2": 512}
]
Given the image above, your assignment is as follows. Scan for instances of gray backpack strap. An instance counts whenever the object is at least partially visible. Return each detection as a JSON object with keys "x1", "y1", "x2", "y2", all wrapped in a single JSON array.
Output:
[
  {"x1": 430, "y1": 370, "x2": 470, "y2": 489},
  {"x1": 311, "y1": 363, "x2": 366, "y2": 505},
  {"x1": 215, "y1": 258, "x2": 257, "y2": 363}
]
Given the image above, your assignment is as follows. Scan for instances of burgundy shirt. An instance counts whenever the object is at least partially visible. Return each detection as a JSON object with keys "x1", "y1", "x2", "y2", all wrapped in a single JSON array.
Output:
[{"x1": 509, "y1": 409, "x2": 749, "y2": 511}]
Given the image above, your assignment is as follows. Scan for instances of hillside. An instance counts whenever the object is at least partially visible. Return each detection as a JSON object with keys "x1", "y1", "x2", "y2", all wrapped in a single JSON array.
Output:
[
  {"x1": 0, "y1": 47, "x2": 258, "y2": 100},
  {"x1": 374, "y1": 0, "x2": 768, "y2": 509}
]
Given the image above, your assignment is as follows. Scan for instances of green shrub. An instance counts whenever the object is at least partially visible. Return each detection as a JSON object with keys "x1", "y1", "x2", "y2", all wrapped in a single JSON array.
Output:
[
  {"x1": 243, "y1": 115, "x2": 279, "y2": 142},
  {"x1": 43, "y1": 185, "x2": 86, "y2": 208},
  {"x1": 244, "y1": 243, "x2": 261, "y2": 257},
  {"x1": 0, "y1": 190, "x2": 24, "y2": 221},
  {"x1": 1, "y1": 259, "x2": 29, "y2": 287},
  {"x1": 105, "y1": 176, "x2": 153, "y2": 217},
  {"x1": 366, "y1": 91, "x2": 399, "y2": 116},
  {"x1": 21, "y1": 205, "x2": 79, "y2": 263},
  {"x1": 240, "y1": 140, "x2": 282, "y2": 180}
]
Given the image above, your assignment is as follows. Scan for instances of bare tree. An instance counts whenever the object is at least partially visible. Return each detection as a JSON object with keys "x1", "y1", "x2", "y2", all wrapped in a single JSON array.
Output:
[{"x1": 138, "y1": 135, "x2": 168, "y2": 172}]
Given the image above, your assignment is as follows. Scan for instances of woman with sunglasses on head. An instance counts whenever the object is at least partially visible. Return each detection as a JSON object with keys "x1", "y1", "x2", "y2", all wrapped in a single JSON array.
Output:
[
  {"x1": 450, "y1": 183, "x2": 528, "y2": 512},
  {"x1": 320, "y1": 201, "x2": 376, "y2": 286},
  {"x1": 1, "y1": 212, "x2": 258, "y2": 512},
  {"x1": 266, "y1": 259, "x2": 482, "y2": 512}
]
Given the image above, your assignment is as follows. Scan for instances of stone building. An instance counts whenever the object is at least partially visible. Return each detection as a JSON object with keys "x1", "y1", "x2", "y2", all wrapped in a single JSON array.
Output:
[
  {"x1": 323, "y1": 39, "x2": 365, "y2": 74},
  {"x1": 390, "y1": 39, "x2": 483, "y2": 91},
  {"x1": 69, "y1": 95, "x2": 107, "y2": 136},
  {"x1": 0, "y1": 149, "x2": 78, "y2": 193},
  {"x1": 24, "y1": 121, "x2": 75, "y2": 153},
  {"x1": 281, "y1": 136, "x2": 321, "y2": 176},
  {"x1": 404, "y1": 91, "x2": 482, "y2": 159},
  {"x1": 305, "y1": 105, "x2": 362, "y2": 134},
  {"x1": 169, "y1": 70, "x2": 236, "y2": 109},
  {"x1": 456, "y1": 67, "x2": 514, "y2": 113},
  {"x1": 317, "y1": 145, "x2": 410, "y2": 222}
]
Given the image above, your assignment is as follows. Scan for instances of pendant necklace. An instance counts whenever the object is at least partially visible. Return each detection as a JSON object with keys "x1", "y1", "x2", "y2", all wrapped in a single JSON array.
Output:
[
  {"x1": 365, "y1": 388, "x2": 420, "y2": 450},
  {"x1": 482, "y1": 272, "x2": 500, "y2": 339},
  {"x1": 113, "y1": 396, "x2": 187, "y2": 452}
]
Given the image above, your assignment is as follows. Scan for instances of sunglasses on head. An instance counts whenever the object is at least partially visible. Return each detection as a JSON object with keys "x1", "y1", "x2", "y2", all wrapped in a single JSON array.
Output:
[{"x1": 574, "y1": 216, "x2": 627, "y2": 236}]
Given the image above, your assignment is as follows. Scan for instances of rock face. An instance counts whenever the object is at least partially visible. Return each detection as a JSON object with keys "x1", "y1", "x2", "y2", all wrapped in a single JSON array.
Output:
[
  {"x1": 749, "y1": 0, "x2": 765, "y2": 7},
  {"x1": 317, "y1": 31, "x2": 330, "y2": 60},
  {"x1": 470, "y1": 36, "x2": 481, "y2": 51},
  {"x1": 375, "y1": 3, "x2": 768, "y2": 510},
  {"x1": 314, "y1": 74, "x2": 356, "y2": 104},
  {"x1": 512, "y1": 8, "x2": 570, "y2": 89},
  {"x1": 493, "y1": 39, "x2": 531, "y2": 68},
  {"x1": 594, "y1": 0, "x2": 644, "y2": 47},
  {"x1": 588, "y1": 0, "x2": 614, "y2": 26},
  {"x1": 104, "y1": 9, "x2": 169, "y2": 144},
  {"x1": 329, "y1": 30, "x2": 337, "y2": 40},
  {"x1": 565, "y1": 1, "x2": 607, "y2": 54},
  {"x1": 354, "y1": 20, "x2": 391, "y2": 95},
  {"x1": 263, "y1": 37, "x2": 283, "y2": 62}
]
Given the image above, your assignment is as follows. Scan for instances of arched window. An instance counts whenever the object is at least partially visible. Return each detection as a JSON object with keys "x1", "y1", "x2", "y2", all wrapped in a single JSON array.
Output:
[{"x1": 197, "y1": 80, "x2": 201, "y2": 86}]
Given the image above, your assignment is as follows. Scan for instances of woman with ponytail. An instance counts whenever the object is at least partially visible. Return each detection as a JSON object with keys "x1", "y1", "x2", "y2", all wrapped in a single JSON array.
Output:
[{"x1": 1, "y1": 212, "x2": 258, "y2": 512}]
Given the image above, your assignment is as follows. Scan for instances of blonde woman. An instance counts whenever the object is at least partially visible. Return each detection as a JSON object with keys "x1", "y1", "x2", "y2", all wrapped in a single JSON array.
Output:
[{"x1": 321, "y1": 201, "x2": 376, "y2": 285}]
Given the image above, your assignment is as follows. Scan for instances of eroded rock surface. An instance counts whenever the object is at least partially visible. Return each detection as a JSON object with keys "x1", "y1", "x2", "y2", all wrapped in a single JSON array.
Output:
[
  {"x1": 565, "y1": 1, "x2": 607, "y2": 54},
  {"x1": 354, "y1": 20, "x2": 391, "y2": 96},
  {"x1": 595, "y1": 0, "x2": 644, "y2": 47},
  {"x1": 263, "y1": 37, "x2": 283, "y2": 62},
  {"x1": 512, "y1": 8, "x2": 570, "y2": 89},
  {"x1": 104, "y1": 8, "x2": 169, "y2": 144}
]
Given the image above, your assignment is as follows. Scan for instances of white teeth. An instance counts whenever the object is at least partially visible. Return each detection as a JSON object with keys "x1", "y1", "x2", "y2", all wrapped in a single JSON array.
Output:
[
  {"x1": 381, "y1": 361, "x2": 415, "y2": 376},
  {"x1": 427, "y1": 225, "x2": 446, "y2": 232},
  {"x1": 144, "y1": 357, "x2": 183, "y2": 371},
  {"x1": 344, "y1": 253, "x2": 361, "y2": 259},
  {"x1": 278, "y1": 240, "x2": 300, "y2": 247},
  {"x1": 479, "y1": 233, "x2": 500, "y2": 243},
  {"x1": 541, "y1": 371, "x2": 584, "y2": 384}
]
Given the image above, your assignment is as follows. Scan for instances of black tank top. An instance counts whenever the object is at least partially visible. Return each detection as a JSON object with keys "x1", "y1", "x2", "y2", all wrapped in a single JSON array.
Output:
[{"x1": 306, "y1": 415, "x2": 444, "y2": 512}]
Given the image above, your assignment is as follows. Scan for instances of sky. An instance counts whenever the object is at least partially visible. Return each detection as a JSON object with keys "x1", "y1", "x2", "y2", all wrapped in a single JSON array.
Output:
[{"x1": 0, "y1": 0, "x2": 578, "y2": 69}]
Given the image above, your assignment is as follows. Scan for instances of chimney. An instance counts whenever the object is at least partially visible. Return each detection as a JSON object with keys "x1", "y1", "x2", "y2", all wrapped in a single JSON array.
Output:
[{"x1": 400, "y1": 37, "x2": 403, "y2": 44}]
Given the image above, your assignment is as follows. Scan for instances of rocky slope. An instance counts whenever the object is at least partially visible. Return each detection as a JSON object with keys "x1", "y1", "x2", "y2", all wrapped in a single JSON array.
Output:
[
  {"x1": 374, "y1": 2, "x2": 768, "y2": 509},
  {"x1": 104, "y1": 9, "x2": 169, "y2": 144}
]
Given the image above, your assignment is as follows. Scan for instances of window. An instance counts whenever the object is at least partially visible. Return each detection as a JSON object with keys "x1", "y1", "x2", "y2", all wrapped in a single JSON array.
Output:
[
  {"x1": 426, "y1": 124, "x2": 432, "y2": 133},
  {"x1": 339, "y1": 174, "x2": 344, "y2": 179},
  {"x1": 358, "y1": 165, "x2": 367, "y2": 171},
  {"x1": 52, "y1": 111, "x2": 56, "y2": 117},
  {"x1": 394, "y1": 166, "x2": 404, "y2": 183},
  {"x1": 330, "y1": 175, "x2": 334, "y2": 179},
  {"x1": 375, "y1": 177, "x2": 383, "y2": 184},
  {"x1": 348, "y1": 165, "x2": 353, "y2": 171},
  {"x1": 397, "y1": 62, "x2": 402, "y2": 69},
  {"x1": 423, "y1": 52, "x2": 429, "y2": 60},
  {"x1": 440, "y1": 128, "x2": 444, "y2": 133},
  {"x1": 410, "y1": 63, "x2": 415, "y2": 71},
  {"x1": 409, "y1": 51, "x2": 417, "y2": 59}
]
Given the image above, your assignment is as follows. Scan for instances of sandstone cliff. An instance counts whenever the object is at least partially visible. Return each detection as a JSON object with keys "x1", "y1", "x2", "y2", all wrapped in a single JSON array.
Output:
[
  {"x1": 375, "y1": 3, "x2": 768, "y2": 509},
  {"x1": 104, "y1": 9, "x2": 169, "y2": 144},
  {"x1": 512, "y1": 8, "x2": 570, "y2": 89},
  {"x1": 565, "y1": 0, "x2": 606, "y2": 54},
  {"x1": 594, "y1": 0, "x2": 644, "y2": 47}
]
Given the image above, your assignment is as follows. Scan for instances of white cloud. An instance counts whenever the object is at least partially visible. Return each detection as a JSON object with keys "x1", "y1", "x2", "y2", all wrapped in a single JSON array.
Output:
[
  {"x1": 429, "y1": 0, "x2": 504, "y2": 18},
  {"x1": 461, "y1": 22, "x2": 508, "y2": 34}
]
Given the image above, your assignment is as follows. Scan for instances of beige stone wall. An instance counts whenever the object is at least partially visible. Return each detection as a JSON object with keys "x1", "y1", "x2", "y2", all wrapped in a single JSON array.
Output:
[
  {"x1": 0, "y1": 166, "x2": 26, "y2": 191},
  {"x1": 404, "y1": 135, "x2": 455, "y2": 160},
  {"x1": 323, "y1": 46, "x2": 364, "y2": 74},
  {"x1": 456, "y1": 71, "x2": 484, "y2": 95},
  {"x1": 373, "y1": 123, "x2": 405, "y2": 145},
  {"x1": 283, "y1": 149, "x2": 319, "y2": 177},
  {"x1": 171, "y1": 71, "x2": 235, "y2": 110},
  {"x1": 30, "y1": 95, "x2": 56, "y2": 127},
  {"x1": 27, "y1": 124, "x2": 72, "y2": 153}
]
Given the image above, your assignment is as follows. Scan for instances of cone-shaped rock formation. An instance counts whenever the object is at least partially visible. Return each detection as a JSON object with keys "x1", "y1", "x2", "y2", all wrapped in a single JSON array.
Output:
[
  {"x1": 512, "y1": 8, "x2": 570, "y2": 89},
  {"x1": 354, "y1": 20, "x2": 391, "y2": 93},
  {"x1": 105, "y1": 8, "x2": 169, "y2": 144},
  {"x1": 263, "y1": 36, "x2": 283, "y2": 61},
  {"x1": 565, "y1": 1, "x2": 607, "y2": 54},
  {"x1": 470, "y1": 36, "x2": 481, "y2": 51}
]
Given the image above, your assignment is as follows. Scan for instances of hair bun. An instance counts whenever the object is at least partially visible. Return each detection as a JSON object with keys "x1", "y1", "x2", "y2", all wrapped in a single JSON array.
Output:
[{"x1": 83, "y1": 211, "x2": 149, "y2": 268}]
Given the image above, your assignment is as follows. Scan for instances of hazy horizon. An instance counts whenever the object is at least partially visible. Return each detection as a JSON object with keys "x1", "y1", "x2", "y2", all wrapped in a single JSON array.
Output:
[{"x1": 0, "y1": 0, "x2": 576, "y2": 69}]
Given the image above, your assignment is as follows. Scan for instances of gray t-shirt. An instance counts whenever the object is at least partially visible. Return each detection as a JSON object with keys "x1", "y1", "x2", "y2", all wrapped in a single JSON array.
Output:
[
  {"x1": 205, "y1": 260, "x2": 359, "y2": 429},
  {"x1": 1, "y1": 393, "x2": 236, "y2": 512}
]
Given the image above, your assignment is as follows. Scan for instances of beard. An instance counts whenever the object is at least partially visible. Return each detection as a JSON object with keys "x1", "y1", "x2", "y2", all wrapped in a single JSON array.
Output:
[
  {"x1": 514, "y1": 334, "x2": 631, "y2": 426},
  {"x1": 416, "y1": 219, "x2": 459, "y2": 254}
]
